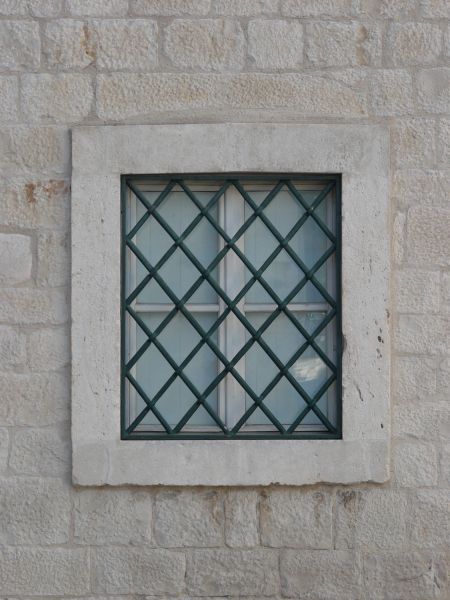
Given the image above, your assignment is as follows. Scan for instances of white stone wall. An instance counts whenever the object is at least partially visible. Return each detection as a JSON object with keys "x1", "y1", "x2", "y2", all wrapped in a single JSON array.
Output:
[{"x1": 0, "y1": 0, "x2": 449, "y2": 598}]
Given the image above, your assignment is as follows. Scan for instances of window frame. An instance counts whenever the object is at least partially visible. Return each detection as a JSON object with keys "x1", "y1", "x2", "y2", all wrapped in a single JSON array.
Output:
[
  {"x1": 121, "y1": 174, "x2": 342, "y2": 440},
  {"x1": 71, "y1": 123, "x2": 390, "y2": 486}
]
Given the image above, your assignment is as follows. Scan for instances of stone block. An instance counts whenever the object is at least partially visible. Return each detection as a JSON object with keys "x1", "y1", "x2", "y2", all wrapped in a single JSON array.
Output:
[
  {"x1": 0, "y1": 478, "x2": 70, "y2": 545},
  {"x1": 21, "y1": 74, "x2": 94, "y2": 123},
  {"x1": 9, "y1": 426, "x2": 70, "y2": 476},
  {"x1": 335, "y1": 490, "x2": 408, "y2": 549},
  {"x1": 92, "y1": 20, "x2": 158, "y2": 70},
  {"x1": 36, "y1": 231, "x2": 69, "y2": 287},
  {"x1": 43, "y1": 20, "x2": 94, "y2": 70},
  {"x1": 154, "y1": 490, "x2": 224, "y2": 547},
  {"x1": 281, "y1": 550, "x2": 361, "y2": 599},
  {"x1": 0, "y1": 428, "x2": 8, "y2": 474},
  {"x1": 393, "y1": 442, "x2": 438, "y2": 487},
  {"x1": 0, "y1": 0, "x2": 27, "y2": 15},
  {"x1": 131, "y1": 0, "x2": 211, "y2": 15},
  {"x1": 393, "y1": 211, "x2": 406, "y2": 265},
  {"x1": 420, "y1": 0, "x2": 450, "y2": 17},
  {"x1": 164, "y1": 19, "x2": 244, "y2": 71},
  {"x1": 225, "y1": 490, "x2": 259, "y2": 547},
  {"x1": 0, "y1": 127, "x2": 70, "y2": 176},
  {"x1": 212, "y1": 0, "x2": 279, "y2": 15},
  {"x1": 394, "y1": 401, "x2": 450, "y2": 441},
  {"x1": 0, "y1": 178, "x2": 70, "y2": 230},
  {"x1": 28, "y1": 0, "x2": 63, "y2": 16},
  {"x1": 406, "y1": 205, "x2": 450, "y2": 267},
  {"x1": 363, "y1": 552, "x2": 448, "y2": 600},
  {"x1": 0, "y1": 233, "x2": 32, "y2": 284},
  {"x1": 96, "y1": 72, "x2": 367, "y2": 120},
  {"x1": 387, "y1": 23, "x2": 442, "y2": 66},
  {"x1": 367, "y1": 0, "x2": 418, "y2": 17},
  {"x1": 395, "y1": 269, "x2": 440, "y2": 313},
  {"x1": 282, "y1": 0, "x2": 357, "y2": 16},
  {"x1": 394, "y1": 355, "x2": 437, "y2": 403},
  {"x1": 418, "y1": 68, "x2": 450, "y2": 113},
  {"x1": 74, "y1": 488, "x2": 152, "y2": 544},
  {"x1": 370, "y1": 70, "x2": 414, "y2": 116},
  {"x1": 392, "y1": 118, "x2": 436, "y2": 167},
  {"x1": 0, "y1": 288, "x2": 68, "y2": 325},
  {"x1": 260, "y1": 489, "x2": 332, "y2": 548},
  {"x1": 0, "y1": 326, "x2": 26, "y2": 369},
  {"x1": 393, "y1": 169, "x2": 450, "y2": 209},
  {"x1": 186, "y1": 548, "x2": 279, "y2": 596},
  {"x1": 248, "y1": 19, "x2": 303, "y2": 69},
  {"x1": 306, "y1": 22, "x2": 381, "y2": 67},
  {"x1": 438, "y1": 118, "x2": 450, "y2": 165},
  {"x1": 0, "y1": 21, "x2": 40, "y2": 70},
  {"x1": 395, "y1": 314, "x2": 450, "y2": 354},
  {"x1": 92, "y1": 547, "x2": 185, "y2": 595},
  {"x1": 0, "y1": 76, "x2": 18, "y2": 121},
  {"x1": 441, "y1": 444, "x2": 450, "y2": 484},
  {"x1": 67, "y1": 0, "x2": 128, "y2": 15},
  {"x1": 0, "y1": 372, "x2": 69, "y2": 426},
  {"x1": 26, "y1": 326, "x2": 70, "y2": 372},
  {"x1": 0, "y1": 548, "x2": 90, "y2": 595},
  {"x1": 409, "y1": 490, "x2": 450, "y2": 548}
]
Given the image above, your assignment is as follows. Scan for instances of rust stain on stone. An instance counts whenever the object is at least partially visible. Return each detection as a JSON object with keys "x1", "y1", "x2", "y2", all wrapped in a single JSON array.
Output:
[{"x1": 25, "y1": 182, "x2": 36, "y2": 204}]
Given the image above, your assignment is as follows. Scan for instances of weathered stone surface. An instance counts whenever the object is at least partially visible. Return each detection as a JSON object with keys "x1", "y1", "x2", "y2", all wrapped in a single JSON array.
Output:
[
  {"x1": 0, "y1": 76, "x2": 18, "y2": 121},
  {"x1": 387, "y1": 22, "x2": 442, "y2": 65},
  {"x1": 131, "y1": 0, "x2": 211, "y2": 15},
  {"x1": 43, "y1": 20, "x2": 94, "y2": 70},
  {"x1": 9, "y1": 427, "x2": 70, "y2": 476},
  {"x1": 21, "y1": 74, "x2": 94, "y2": 123},
  {"x1": 97, "y1": 72, "x2": 367, "y2": 119},
  {"x1": 394, "y1": 442, "x2": 438, "y2": 487},
  {"x1": 370, "y1": 70, "x2": 414, "y2": 115},
  {"x1": 187, "y1": 549, "x2": 279, "y2": 596},
  {"x1": 0, "y1": 0, "x2": 28, "y2": 15},
  {"x1": 438, "y1": 118, "x2": 450, "y2": 165},
  {"x1": 394, "y1": 401, "x2": 450, "y2": 441},
  {"x1": 393, "y1": 211, "x2": 406, "y2": 265},
  {"x1": 441, "y1": 444, "x2": 450, "y2": 484},
  {"x1": 396, "y1": 269, "x2": 440, "y2": 313},
  {"x1": 248, "y1": 20, "x2": 303, "y2": 69},
  {"x1": 0, "y1": 178, "x2": 70, "y2": 230},
  {"x1": 306, "y1": 22, "x2": 381, "y2": 67},
  {"x1": 393, "y1": 169, "x2": 450, "y2": 209},
  {"x1": 0, "y1": 127, "x2": 70, "y2": 175},
  {"x1": 0, "y1": 21, "x2": 40, "y2": 70},
  {"x1": 28, "y1": 0, "x2": 63, "y2": 17},
  {"x1": 0, "y1": 372, "x2": 69, "y2": 426},
  {"x1": 0, "y1": 326, "x2": 26, "y2": 369},
  {"x1": 67, "y1": 0, "x2": 129, "y2": 16},
  {"x1": 0, "y1": 547, "x2": 90, "y2": 595},
  {"x1": 164, "y1": 20, "x2": 245, "y2": 71},
  {"x1": 26, "y1": 327, "x2": 70, "y2": 371},
  {"x1": 0, "y1": 428, "x2": 8, "y2": 474},
  {"x1": 92, "y1": 547, "x2": 185, "y2": 594},
  {"x1": 281, "y1": 550, "x2": 361, "y2": 599},
  {"x1": 37, "y1": 231, "x2": 69, "y2": 287},
  {"x1": 406, "y1": 206, "x2": 450, "y2": 267},
  {"x1": 0, "y1": 233, "x2": 32, "y2": 284},
  {"x1": 363, "y1": 552, "x2": 449, "y2": 600},
  {"x1": 442, "y1": 273, "x2": 450, "y2": 310},
  {"x1": 392, "y1": 118, "x2": 436, "y2": 167},
  {"x1": 0, "y1": 288, "x2": 68, "y2": 325},
  {"x1": 154, "y1": 490, "x2": 224, "y2": 547},
  {"x1": 260, "y1": 489, "x2": 332, "y2": 548},
  {"x1": 420, "y1": 0, "x2": 450, "y2": 17},
  {"x1": 0, "y1": 478, "x2": 70, "y2": 545},
  {"x1": 417, "y1": 68, "x2": 450, "y2": 113},
  {"x1": 212, "y1": 0, "x2": 279, "y2": 15},
  {"x1": 395, "y1": 314, "x2": 450, "y2": 354},
  {"x1": 394, "y1": 355, "x2": 437, "y2": 403},
  {"x1": 225, "y1": 490, "x2": 259, "y2": 547},
  {"x1": 335, "y1": 490, "x2": 408, "y2": 549},
  {"x1": 92, "y1": 19, "x2": 158, "y2": 70},
  {"x1": 74, "y1": 488, "x2": 152, "y2": 544},
  {"x1": 368, "y1": 0, "x2": 417, "y2": 17},
  {"x1": 409, "y1": 490, "x2": 450, "y2": 548},
  {"x1": 282, "y1": 0, "x2": 357, "y2": 16}
]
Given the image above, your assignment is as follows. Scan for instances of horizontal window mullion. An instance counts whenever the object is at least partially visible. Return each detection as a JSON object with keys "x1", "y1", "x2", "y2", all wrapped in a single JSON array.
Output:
[
  {"x1": 134, "y1": 303, "x2": 220, "y2": 313},
  {"x1": 244, "y1": 303, "x2": 330, "y2": 312}
]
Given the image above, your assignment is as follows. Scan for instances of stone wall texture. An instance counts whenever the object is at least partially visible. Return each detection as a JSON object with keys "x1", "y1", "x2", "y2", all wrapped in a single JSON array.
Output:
[{"x1": 0, "y1": 0, "x2": 449, "y2": 598}]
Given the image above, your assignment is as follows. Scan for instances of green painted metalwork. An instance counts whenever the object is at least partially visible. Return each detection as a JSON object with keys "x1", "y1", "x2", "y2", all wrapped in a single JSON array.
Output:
[{"x1": 121, "y1": 174, "x2": 342, "y2": 439}]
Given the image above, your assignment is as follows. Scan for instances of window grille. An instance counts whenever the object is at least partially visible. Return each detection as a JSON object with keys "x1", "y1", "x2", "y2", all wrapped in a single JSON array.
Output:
[{"x1": 121, "y1": 175, "x2": 341, "y2": 439}]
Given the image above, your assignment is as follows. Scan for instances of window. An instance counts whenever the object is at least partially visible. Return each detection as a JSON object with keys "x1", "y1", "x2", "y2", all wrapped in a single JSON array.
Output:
[
  {"x1": 122, "y1": 175, "x2": 341, "y2": 439},
  {"x1": 71, "y1": 123, "x2": 389, "y2": 486}
]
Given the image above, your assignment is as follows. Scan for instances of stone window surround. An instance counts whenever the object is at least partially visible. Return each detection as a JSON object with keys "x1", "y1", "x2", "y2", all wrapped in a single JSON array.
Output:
[{"x1": 71, "y1": 123, "x2": 390, "y2": 486}]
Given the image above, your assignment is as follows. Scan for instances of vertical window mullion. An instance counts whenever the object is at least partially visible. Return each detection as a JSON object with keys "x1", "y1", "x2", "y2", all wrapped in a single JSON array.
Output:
[{"x1": 224, "y1": 186, "x2": 246, "y2": 429}]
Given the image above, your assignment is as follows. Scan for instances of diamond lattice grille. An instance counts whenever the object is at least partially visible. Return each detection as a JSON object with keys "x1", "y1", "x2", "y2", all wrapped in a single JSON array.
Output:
[{"x1": 122, "y1": 175, "x2": 341, "y2": 439}]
